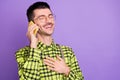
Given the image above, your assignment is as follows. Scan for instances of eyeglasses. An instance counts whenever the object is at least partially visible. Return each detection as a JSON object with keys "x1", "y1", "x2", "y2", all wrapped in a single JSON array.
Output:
[{"x1": 34, "y1": 14, "x2": 55, "y2": 23}]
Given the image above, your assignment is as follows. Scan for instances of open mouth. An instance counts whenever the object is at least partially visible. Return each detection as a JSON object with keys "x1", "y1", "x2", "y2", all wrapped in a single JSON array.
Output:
[
  {"x1": 44, "y1": 24, "x2": 53, "y2": 29},
  {"x1": 46, "y1": 26, "x2": 52, "y2": 29}
]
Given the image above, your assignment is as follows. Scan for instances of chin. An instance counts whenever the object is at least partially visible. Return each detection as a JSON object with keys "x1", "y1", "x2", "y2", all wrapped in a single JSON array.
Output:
[
  {"x1": 44, "y1": 31, "x2": 53, "y2": 36},
  {"x1": 46, "y1": 30, "x2": 54, "y2": 35}
]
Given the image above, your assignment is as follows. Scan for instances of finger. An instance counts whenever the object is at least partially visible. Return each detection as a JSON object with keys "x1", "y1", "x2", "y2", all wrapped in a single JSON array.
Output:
[
  {"x1": 43, "y1": 59, "x2": 54, "y2": 65},
  {"x1": 28, "y1": 23, "x2": 38, "y2": 32},
  {"x1": 44, "y1": 60, "x2": 55, "y2": 67},
  {"x1": 28, "y1": 26, "x2": 38, "y2": 36},
  {"x1": 32, "y1": 26, "x2": 38, "y2": 34},
  {"x1": 28, "y1": 25, "x2": 34, "y2": 34},
  {"x1": 46, "y1": 56, "x2": 56, "y2": 62},
  {"x1": 47, "y1": 66, "x2": 55, "y2": 71},
  {"x1": 56, "y1": 55, "x2": 63, "y2": 61}
]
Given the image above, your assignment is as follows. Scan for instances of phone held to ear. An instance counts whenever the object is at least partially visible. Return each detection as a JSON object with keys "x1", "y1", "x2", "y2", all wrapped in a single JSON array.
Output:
[{"x1": 29, "y1": 21, "x2": 38, "y2": 35}]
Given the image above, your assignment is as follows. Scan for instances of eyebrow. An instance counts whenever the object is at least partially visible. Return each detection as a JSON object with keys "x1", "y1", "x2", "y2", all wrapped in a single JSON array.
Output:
[{"x1": 37, "y1": 13, "x2": 53, "y2": 17}]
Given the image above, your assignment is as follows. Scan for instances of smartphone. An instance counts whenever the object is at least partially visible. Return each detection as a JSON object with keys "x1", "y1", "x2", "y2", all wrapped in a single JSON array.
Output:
[{"x1": 29, "y1": 21, "x2": 38, "y2": 35}]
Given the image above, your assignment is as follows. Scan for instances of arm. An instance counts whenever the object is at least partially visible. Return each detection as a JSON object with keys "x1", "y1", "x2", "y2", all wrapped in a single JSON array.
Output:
[
  {"x1": 15, "y1": 47, "x2": 41, "y2": 80},
  {"x1": 65, "y1": 48, "x2": 84, "y2": 80}
]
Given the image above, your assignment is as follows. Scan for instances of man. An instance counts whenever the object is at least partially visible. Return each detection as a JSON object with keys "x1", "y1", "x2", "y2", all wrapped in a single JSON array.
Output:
[{"x1": 15, "y1": 1, "x2": 84, "y2": 80}]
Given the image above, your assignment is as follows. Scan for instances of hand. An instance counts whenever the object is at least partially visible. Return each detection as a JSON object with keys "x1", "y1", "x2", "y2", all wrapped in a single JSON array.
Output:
[
  {"x1": 26, "y1": 22, "x2": 39, "y2": 48},
  {"x1": 43, "y1": 55, "x2": 70, "y2": 76}
]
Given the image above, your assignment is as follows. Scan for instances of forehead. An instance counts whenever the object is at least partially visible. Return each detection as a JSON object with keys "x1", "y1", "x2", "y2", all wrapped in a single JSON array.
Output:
[{"x1": 33, "y1": 8, "x2": 52, "y2": 17}]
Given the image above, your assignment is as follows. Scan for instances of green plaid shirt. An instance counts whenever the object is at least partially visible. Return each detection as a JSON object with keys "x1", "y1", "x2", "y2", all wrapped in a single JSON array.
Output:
[{"x1": 15, "y1": 42, "x2": 84, "y2": 80}]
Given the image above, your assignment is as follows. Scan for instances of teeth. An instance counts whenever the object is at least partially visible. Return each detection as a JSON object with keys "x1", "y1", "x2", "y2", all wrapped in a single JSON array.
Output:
[{"x1": 45, "y1": 25, "x2": 52, "y2": 29}]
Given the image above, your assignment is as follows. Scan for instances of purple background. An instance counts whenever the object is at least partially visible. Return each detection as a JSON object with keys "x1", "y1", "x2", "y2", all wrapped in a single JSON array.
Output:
[{"x1": 0, "y1": 0, "x2": 120, "y2": 80}]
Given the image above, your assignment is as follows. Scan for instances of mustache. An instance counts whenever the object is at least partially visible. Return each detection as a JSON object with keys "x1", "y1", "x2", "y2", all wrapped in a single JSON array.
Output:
[{"x1": 43, "y1": 23, "x2": 53, "y2": 27}]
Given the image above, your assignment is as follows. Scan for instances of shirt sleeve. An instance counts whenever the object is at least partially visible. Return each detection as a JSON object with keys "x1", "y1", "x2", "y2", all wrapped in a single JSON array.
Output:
[
  {"x1": 15, "y1": 47, "x2": 41, "y2": 80},
  {"x1": 65, "y1": 48, "x2": 84, "y2": 80}
]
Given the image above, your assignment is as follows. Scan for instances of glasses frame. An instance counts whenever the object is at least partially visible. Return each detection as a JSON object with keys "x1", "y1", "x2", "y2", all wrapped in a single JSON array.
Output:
[{"x1": 34, "y1": 14, "x2": 56, "y2": 23}]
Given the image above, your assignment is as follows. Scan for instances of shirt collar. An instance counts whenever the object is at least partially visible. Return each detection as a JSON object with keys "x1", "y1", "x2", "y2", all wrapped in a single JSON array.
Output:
[{"x1": 37, "y1": 41, "x2": 57, "y2": 51}]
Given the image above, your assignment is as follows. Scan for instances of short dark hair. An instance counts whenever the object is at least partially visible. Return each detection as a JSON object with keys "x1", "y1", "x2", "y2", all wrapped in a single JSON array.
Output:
[{"x1": 26, "y1": 1, "x2": 51, "y2": 22}]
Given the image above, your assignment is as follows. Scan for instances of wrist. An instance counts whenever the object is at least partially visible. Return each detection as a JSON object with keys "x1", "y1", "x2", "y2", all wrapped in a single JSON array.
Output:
[
  {"x1": 30, "y1": 41, "x2": 37, "y2": 48},
  {"x1": 64, "y1": 66, "x2": 70, "y2": 76}
]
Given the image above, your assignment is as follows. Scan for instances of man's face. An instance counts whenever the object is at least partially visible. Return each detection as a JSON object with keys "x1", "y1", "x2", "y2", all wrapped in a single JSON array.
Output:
[{"x1": 33, "y1": 8, "x2": 55, "y2": 36}]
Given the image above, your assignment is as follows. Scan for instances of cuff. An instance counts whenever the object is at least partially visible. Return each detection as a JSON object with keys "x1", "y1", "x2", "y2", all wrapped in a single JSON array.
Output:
[{"x1": 29, "y1": 48, "x2": 41, "y2": 60}]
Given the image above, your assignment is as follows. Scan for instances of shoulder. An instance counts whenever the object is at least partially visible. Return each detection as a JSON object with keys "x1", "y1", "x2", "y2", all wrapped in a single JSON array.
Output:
[
  {"x1": 15, "y1": 46, "x2": 30, "y2": 54},
  {"x1": 58, "y1": 44, "x2": 74, "y2": 55},
  {"x1": 60, "y1": 45, "x2": 72, "y2": 51}
]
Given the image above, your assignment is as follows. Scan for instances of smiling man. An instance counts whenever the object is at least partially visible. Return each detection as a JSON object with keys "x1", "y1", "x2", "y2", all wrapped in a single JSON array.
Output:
[{"x1": 15, "y1": 1, "x2": 84, "y2": 80}]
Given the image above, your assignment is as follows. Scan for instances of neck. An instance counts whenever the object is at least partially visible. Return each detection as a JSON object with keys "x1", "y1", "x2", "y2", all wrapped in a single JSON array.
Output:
[{"x1": 37, "y1": 34, "x2": 53, "y2": 46}]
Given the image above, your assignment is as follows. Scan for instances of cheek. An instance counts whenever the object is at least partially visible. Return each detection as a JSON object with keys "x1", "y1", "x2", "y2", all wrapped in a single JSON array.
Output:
[
  {"x1": 52, "y1": 20, "x2": 55, "y2": 23},
  {"x1": 37, "y1": 23, "x2": 45, "y2": 27}
]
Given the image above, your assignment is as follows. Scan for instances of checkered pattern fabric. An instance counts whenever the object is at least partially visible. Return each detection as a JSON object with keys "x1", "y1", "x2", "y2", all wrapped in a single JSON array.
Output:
[{"x1": 15, "y1": 42, "x2": 84, "y2": 80}]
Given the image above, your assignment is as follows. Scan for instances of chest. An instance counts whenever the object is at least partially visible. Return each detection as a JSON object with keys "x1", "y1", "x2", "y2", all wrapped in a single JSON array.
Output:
[{"x1": 38, "y1": 48, "x2": 65, "y2": 79}]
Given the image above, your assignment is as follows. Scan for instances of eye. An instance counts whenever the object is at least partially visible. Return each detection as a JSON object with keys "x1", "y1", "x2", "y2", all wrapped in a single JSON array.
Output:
[
  {"x1": 38, "y1": 16, "x2": 45, "y2": 20},
  {"x1": 49, "y1": 14, "x2": 54, "y2": 18}
]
